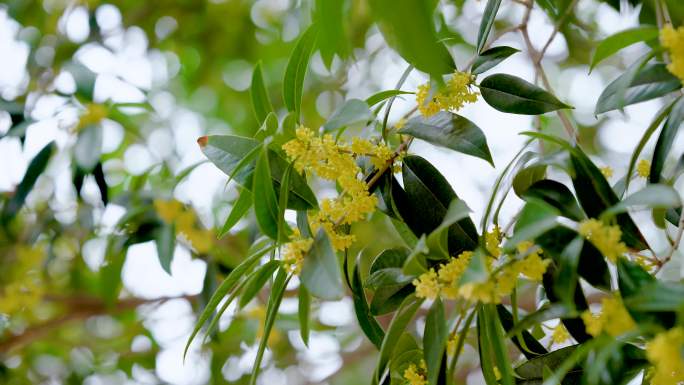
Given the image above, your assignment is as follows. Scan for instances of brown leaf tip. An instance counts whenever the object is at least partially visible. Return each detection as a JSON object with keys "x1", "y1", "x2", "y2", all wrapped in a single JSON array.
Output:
[{"x1": 197, "y1": 136, "x2": 208, "y2": 147}]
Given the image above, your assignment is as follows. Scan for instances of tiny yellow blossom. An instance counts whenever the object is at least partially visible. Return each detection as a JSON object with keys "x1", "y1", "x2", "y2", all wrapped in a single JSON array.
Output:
[
  {"x1": 413, "y1": 269, "x2": 441, "y2": 300},
  {"x1": 646, "y1": 327, "x2": 684, "y2": 385},
  {"x1": 578, "y1": 219, "x2": 627, "y2": 263},
  {"x1": 416, "y1": 71, "x2": 478, "y2": 117},
  {"x1": 493, "y1": 367, "x2": 502, "y2": 381},
  {"x1": 395, "y1": 118, "x2": 407, "y2": 130},
  {"x1": 551, "y1": 323, "x2": 570, "y2": 344},
  {"x1": 458, "y1": 281, "x2": 499, "y2": 304},
  {"x1": 154, "y1": 199, "x2": 184, "y2": 223},
  {"x1": 636, "y1": 159, "x2": 650, "y2": 178},
  {"x1": 281, "y1": 229, "x2": 314, "y2": 274},
  {"x1": 485, "y1": 226, "x2": 502, "y2": 258},
  {"x1": 580, "y1": 294, "x2": 636, "y2": 337},
  {"x1": 403, "y1": 360, "x2": 427, "y2": 385},
  {"x1": 600, "y1": 166, "x2": 613, "y2": 179},
  {"x1": 438, "y1": 251, "x2": 473, "y2": 299},
  {"x1": 661, "y1": 25, "x2": 684, "y2": 82},
  {"x1": 515, "y1": 241, "x2": 550, "y2": 281},
  {"x1": 282, "y1": 126, "x2": 384, "y2": 251}
]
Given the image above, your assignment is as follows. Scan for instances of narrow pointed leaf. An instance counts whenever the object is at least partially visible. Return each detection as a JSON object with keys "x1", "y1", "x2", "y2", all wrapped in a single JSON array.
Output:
[
  {"x1": 283, "y1": 24, "x2": 318, "y2": 120},
  {"x1": 300, "y1": 230, "x2": 344, "y2": 300},
  {"x1": 472, "y1": 46, "x2": 519, "y2": 74},
  {"x1": 250, "y1": 61, "x2": 274, "y2": 124}
]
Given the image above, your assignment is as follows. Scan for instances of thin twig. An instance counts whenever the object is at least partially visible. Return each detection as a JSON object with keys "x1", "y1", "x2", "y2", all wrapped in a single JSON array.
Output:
[
  {"x1": 519, "y1": 0, "x2": 578, "y2": 142},
  {"x1": 536, "y1": 0, "x2": 578, "y2": 65}
]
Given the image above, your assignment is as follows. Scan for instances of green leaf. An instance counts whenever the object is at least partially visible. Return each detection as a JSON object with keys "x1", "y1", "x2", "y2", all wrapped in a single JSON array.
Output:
[
  {"x1": 603, "y1": 184, "x2": 682, "y2": 217},
  {"x1": 313, "y1": 0, "x2": 350, "y2": 68},
  {"x1": 253, "y1": 112, "x2": 278, "y2": 141},
  {"x1": 595, "y1": 62, "x2": 681, "y2": 114},
  {"x1": 253, "y1": 148, "x2": 279, "y2": 240},
  {"x1": 283, "y1": 24, "x2": 318, "y2": 120},
  {"x1": 250, "y1": 268, "x2": 289, "y2": 385},
  {"x1": 472, "y1": 46, "x2": 519, "y2": 75},
  {"x1": 401, "y1": 155, "x2": 479, "y2": 256},
  {"x1": 504, "y1": 200, "x2": 559, "y2": 253},
  {"x1": 537, "y1": 226, "x2": 611, "y2": 291},
  {"x1": 521, "y1": 179, "x2": 584, "y2": 221},
  {"x1": 590, "y1": 26, "x2": 659, "y2": 71},
  {"x1": 368, "y1": 0, "x2": 455, "y2": 77},
  {"x1": 155, "y1": 222, "x2": 176, "y2": 275},
  {"x1": 218, "y1": 189, "x2": 252, "y2": 239},
  {"x1": 541, "y1": 264, "x2": 591, "y2": 343},
  {"x1": 401, "y1": 111, "x2": 494, "y2": 165},
  {"x1": 622, "y1": 99, "x2": 676, "y2": 196},
  {"x1": 651, "y1": 95, "x2": 684, "y2": 183},
  {"x1": 298, "y1": 285, "x2": 311, "y2": 346},
  {"x1": 553, "y1": 237, "x2": 582, "y2": 306},
  {"x1": 569, "y1": 145, "x2": 648, "y2": 249},
  {"x1": 322, "y1": 99, "x2": 373, "y2": 132},
  {"x1": 476, "y1": 0, "x2": 502, "y2": 53},
  {"x1": 239, "y1": 260, "x2": 281, "y2": 308},
  {"x1": 515, "y1": 345, "x2": 579, "y2": 379},
  {"x1": 74, "y1": 124, "x2": 103, "y2": 171},
  {"x1": 477, "y1": 305, "x2": 499, "y2": 385},
  {"x1": 277, "y1": 162, "x2": 293, "y2": 242},
  {"x1": 2, "y1": 141, "x2": 56, "y2": 222},
  {"x1": 375, "y1": 294, "x2": 423, "y2": 383},
  {"x1": 512, "y1": 164, "x2": 547, "y2": 197},
  {"x1": 300, "y1": 230, "x2": 344, "y2": 300},
  {"x1": 365, "y1": 90, "x2": 413, "y2": 107},
  {"x1": 370, "y1": 248, "x2": 411, "y2": 274},
  {"x1": 351, "y1": 254, "x2": 385, "y2": 348},
  {"x1": 426, "y1": 199, "x2": 473, "y2": 260},
  {"x1": 423, "y1": 299, "x2": 447, "y2": 385},
  {"x1": 483, "y1": 304, "x2": 515, "y2": 385},
  {"x1": 496, "y1": 305, "x2": 548, "y2": 359},
  {"x1": 184, "y1": 244, "x2": 274, "y2": 360},
  {"x1": 199, "y1": 135, "x2": 317, "y2": 210},
  {"x1": 505, "y1": 303, "x2": 577, "y2": 339},
  {"x1": 480, "y1": 74, "x2": 572, "y2": 115},
  {"x1": 250, "y1": 61, "x2": 274, "y2": 125}
]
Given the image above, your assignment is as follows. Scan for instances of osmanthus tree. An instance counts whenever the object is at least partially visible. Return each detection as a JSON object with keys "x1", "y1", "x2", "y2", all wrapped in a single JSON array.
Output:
[
  {"x1": 2, "y1": 0, "x2": 684, "y2": 384},
  {"x1": 192, "y1": 1, "x2": 684, "y2": 385}
]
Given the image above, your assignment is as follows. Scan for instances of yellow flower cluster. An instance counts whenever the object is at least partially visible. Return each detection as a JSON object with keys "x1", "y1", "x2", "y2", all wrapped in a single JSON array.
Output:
[
  {"x1": 661, "y1": 24, "x2": 684, "y2": 82},
  {"x1": 154, "y1": 199, "x2": 214, "y2": 254},
  {"x1": 413, "y1": 242, "x2": 550, "y2": 304},
  {"x1": 551, "y1": 323, "x2": 570, "y2": 344},
  {"x1": 416, "y1": 71, "x2": 478, "y2": 117},
  {"x1": 578, "y1": 219, "x2": 627, "y2": 263},
  {"x1": 600, "y1": 166, "x2": 613, "y2": 179},
  {"x1": 412, "y1": 251, "x2": 473, "y2": 300},
  {"x1": 283, "y1": 126, "x2": 391, "y2": 251},
  {"x1": 459, "y1": 242, "x2": 550, "y2": 304},
  {"x1": 636, "y1": 159, "x2": 650, "y2": 178},
  {"x1": 403, "y1": 360, "x2": 427, "y2": 385},
  {"x1": 485, "y1": 226, "x2": 502, "y2": 258},
  {"x1": 580, "y1": 294, "x2": 636, "y2": 337},
  {"x1": 0, "y1": 246, "x2": 45, "y2": 315},
  {"x1": 646, "y1": 327, "x2": 684, "y2": 385},
  {"x1": 281, "y1": 229, "x2": 313, "y2": 274}
]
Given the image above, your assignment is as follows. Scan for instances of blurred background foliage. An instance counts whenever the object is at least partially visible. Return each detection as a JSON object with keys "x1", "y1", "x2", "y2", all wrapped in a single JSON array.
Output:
[{"x1": 0, "y1": 0, "x2": 683, "y2": 384}]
